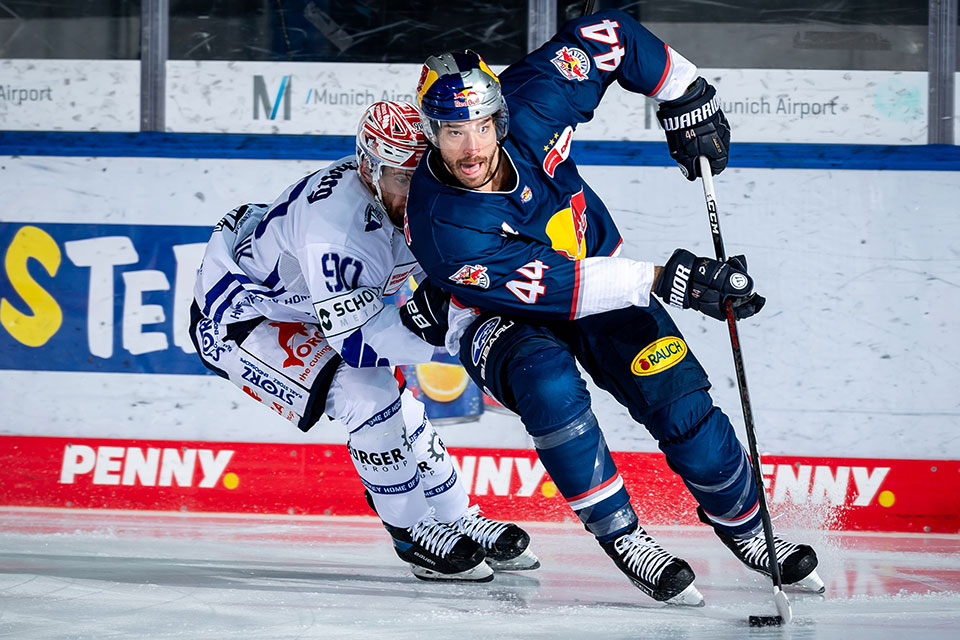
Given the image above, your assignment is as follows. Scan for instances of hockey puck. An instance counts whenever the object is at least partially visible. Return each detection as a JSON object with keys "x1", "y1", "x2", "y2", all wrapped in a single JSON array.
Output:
[{"x1": 748, "y1": 615, "x2": 784, "y2": 627}]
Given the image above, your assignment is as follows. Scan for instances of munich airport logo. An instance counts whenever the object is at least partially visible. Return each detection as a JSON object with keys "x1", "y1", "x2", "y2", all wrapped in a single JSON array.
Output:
[{"x1": 253, "y1": 75, "x2": 292, "y2": 120}]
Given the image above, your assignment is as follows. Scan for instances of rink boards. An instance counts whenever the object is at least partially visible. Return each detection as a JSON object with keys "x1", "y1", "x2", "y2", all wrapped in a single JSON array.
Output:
[
  {"x1": 0, "y1": 434, "x2": 957, "y2": 535},
  {"x1": 1, "y1": 139, "x2": 958, "y2": 538}
]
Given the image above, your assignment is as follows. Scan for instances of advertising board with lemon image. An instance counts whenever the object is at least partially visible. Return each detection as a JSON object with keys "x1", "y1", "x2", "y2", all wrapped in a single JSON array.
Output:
[{"x1": 392, "y1": 277, "x2": 483, "y2": 423}]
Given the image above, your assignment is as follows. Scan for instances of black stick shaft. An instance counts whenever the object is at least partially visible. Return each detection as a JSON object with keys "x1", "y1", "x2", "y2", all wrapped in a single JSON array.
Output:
[{"x1": 697, "y1": 157, "x2": 785, "y2": 593}]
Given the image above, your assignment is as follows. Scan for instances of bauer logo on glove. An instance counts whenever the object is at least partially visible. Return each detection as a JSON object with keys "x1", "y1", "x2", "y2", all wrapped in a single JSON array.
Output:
[
  {"x1": 654, "y1": 249, "x2": 766, "y2": 321},
  {"x1": 399, "y1": 277, "x2": 452, "y2": 346}
]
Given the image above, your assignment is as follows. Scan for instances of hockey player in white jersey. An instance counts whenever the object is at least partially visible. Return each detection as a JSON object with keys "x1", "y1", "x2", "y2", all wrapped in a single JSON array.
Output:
[{"x1": 190, "y1": 101, "x2": 538, "y2": 581}]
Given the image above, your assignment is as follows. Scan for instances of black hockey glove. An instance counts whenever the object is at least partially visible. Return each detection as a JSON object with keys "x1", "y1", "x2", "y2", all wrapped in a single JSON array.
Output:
[
  {"x1": 656, "y1": 77, "x2": 730, "y2": 181},
  {"x1": 398, "y1": 278, "x2": 450, "y2": 347},
  {"x1": 654, "y1": 249, "x2": 765, "y2": 321}
]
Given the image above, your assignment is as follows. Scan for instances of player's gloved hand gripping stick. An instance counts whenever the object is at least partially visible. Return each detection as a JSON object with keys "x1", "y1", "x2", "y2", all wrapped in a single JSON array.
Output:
[{"x1": 698, "y1": 155, "x2": 792, "y2": 627}]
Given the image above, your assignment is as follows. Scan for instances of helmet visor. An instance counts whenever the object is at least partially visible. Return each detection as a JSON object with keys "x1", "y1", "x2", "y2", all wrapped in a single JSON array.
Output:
[
  {"x1": 375, "y1": 165, "x2": 416, "y2": 199},
  {"x1": 422, "y1": 107, "x2": 509, "y2": 149}
]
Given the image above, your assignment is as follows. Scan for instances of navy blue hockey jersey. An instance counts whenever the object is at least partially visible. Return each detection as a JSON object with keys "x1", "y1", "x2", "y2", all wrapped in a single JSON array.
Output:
[{"x1": 405, "y1": 9, "x2": 698, "y2": 321}]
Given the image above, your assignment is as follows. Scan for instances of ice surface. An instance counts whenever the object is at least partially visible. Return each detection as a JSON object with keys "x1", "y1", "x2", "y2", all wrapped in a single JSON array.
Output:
[{"x1": 1, "y1": 508, "x2": 958, "y2": 639}]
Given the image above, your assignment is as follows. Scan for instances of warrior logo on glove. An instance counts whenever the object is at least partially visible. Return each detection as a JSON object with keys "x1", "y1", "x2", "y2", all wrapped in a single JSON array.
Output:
[
  {"x1": 654, "y1": 249, "x2": 765, "y2": 321},
  {"x1": 656, "y1": 77, "x2": 730, "y2": 181}
]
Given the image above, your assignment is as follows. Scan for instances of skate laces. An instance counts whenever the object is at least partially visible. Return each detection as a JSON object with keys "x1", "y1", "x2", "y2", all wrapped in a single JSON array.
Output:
[
  {"x1": 736, "y1": 533, "x2": 799, "y2": 569},
  {"x1": 409, "y1": 509, "x2": 463, "y2": 557},
  {"x1": 614, "y1": 529, "x2": 674, "y2": 584},
  {"x1": 455, "y1": 505, "x2": 509, "y2": 549}
]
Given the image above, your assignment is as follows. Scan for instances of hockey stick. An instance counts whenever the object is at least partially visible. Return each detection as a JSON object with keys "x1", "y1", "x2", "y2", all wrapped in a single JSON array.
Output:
[
  {"x1": 697, "y1": 155, "x2": 792, "y2": 626},
  {"x1": 582, "y1": 0, "x2": 597, "y2": 17}
]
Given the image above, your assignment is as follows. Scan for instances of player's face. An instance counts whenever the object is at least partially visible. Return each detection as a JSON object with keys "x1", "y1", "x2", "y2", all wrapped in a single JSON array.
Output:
[
  {"x1": 435, "y1": 117, "x2": 499, "y2": 190},
  {"x1": 377, "y1": 166, "x2": 415, "y2": 228}
]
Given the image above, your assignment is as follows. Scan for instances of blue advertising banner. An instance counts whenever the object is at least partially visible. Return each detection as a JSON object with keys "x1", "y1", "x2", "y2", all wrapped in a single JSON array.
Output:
[
  {"x1": 0, "y1": 222, "x2": 211, "y2": 374},
  {"x1": 0, "y1": 221, "x2": 484, "y2": 422}
]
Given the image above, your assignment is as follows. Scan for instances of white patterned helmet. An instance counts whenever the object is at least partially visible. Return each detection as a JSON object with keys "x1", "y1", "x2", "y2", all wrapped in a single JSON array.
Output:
[{"x1": 355, "y1": 101, "x2": 427, "y2": 214}]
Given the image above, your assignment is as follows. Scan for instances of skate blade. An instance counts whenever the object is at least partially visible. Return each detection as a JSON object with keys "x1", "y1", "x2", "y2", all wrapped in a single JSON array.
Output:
[
  {"x1": 410, "y1": 561, "x2": 494, "y2": 583},
  {"x1": 665, "y1": 582, "x2": 705, "y2": 607},
  {"x1": 792, "y1": 569, "x2": 825, "y2": 593},
  {"x1": 485, "y1": 547, "x2": 541, "y2": 571}
]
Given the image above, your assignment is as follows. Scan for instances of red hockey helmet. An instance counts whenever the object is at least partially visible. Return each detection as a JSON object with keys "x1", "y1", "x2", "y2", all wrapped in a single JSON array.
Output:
[{"x1": 356, "y1": 101, "x2": 427, "y2": 218}]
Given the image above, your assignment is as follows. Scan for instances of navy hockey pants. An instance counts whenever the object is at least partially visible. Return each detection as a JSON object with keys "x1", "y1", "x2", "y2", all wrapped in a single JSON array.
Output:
[{"x1": 459, "y1": 299, "x2": 762, "y2": 541}]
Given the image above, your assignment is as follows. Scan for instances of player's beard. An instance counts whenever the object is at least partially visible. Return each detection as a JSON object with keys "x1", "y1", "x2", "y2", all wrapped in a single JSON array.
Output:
[{"x1": 452, "y1": 145, "x2": 500, "y2": 190}]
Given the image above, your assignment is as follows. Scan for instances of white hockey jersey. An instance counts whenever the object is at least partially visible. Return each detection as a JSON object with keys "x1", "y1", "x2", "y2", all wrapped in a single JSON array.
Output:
[{"x1": 193, "y1": 156, "x2": 434, "y2": 368}]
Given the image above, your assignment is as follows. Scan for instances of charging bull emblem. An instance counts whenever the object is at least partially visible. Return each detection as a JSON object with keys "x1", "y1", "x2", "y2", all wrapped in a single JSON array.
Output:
[
  {"x1": 450, "y1": 264, "x2": 491, "y2": 288},
  {"x1": 551, "y1": 46, "x2": 591, "y2": 82},
  {"x1": 454, "y1": 88, "x2": 480, "y2": 108}
]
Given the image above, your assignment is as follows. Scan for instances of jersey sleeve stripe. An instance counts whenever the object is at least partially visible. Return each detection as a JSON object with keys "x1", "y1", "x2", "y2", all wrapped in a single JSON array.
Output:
[
  {"x1": 647, "y1": 43, "x2": 672, "y2": 97},
  {"x1": 203, "y1": 273, "x2": 242, "y2": 315},
  {"x1": 262, "y1": 261, "x2": 284, "y2": 289},
  {"x1": 212, "y1": 283, "x2": 249, "y2": 324},
  {"x1": 570, "y1": 260, "x2": 582, "y2": 321},
  {"x1": 450, "y1": 295, "x2": 472, "y2": 309}
]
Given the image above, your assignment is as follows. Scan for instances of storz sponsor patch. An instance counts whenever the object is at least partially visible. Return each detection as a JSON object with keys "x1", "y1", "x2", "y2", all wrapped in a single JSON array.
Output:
[
  {"x1": 450, "y1": 264, "x2": 490, "y2": 289},
  {"x1": 631, "y1": 337, "x2": 688, "y2": 376}
]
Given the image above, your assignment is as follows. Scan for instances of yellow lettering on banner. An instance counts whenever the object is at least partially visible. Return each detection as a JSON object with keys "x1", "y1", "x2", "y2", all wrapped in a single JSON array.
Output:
[{"x1": 1, "y1": 226, "x2": 62, "y2": 346}]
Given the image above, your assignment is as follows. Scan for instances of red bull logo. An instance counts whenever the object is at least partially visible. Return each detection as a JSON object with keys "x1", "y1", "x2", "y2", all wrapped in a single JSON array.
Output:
[
  {"x1": 454, "y1": 88, "x2": 480, "y2": 108},
  {"x1": 449, "y1": 264, "x2": 490, "y2": 288},
  {"x1": 545, "y1": 189, "x2": 588, "y2": 260},
  {"x1": 551, "y1": 46, "x2": 591, "y2": 82}
]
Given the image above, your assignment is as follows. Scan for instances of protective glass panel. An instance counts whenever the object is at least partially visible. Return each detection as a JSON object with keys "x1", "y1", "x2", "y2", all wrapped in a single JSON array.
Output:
[
  {"x1": 169, "y1": 1, "x2": 526, "y2": 64},
  {"x1": 0, "y1": 0, "x2": 140, "y2": 59},
  {"x1": 558, "y1": 0, "x2": 928, "y2": 70}
]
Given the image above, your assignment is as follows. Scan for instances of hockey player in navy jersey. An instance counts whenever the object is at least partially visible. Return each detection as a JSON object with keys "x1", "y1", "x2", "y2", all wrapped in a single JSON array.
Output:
[
  {"x1": 403, "y1": 10, "x2": 822, "y2": 604},
  {"x1": 190, "y1": 101, "x2": 538, "y2": 582}
]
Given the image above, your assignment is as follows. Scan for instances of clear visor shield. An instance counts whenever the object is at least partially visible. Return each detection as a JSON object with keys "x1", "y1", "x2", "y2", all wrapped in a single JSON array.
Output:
[
  {"x1": 423, "y1": 110, "x2": 509, "y2": 150},
  {"x1": 374, "y1": 165, "x2": 416, "y2": 199}
]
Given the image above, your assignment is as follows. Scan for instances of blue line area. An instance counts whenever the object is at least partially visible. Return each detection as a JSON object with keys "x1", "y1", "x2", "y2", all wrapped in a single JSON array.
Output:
[{"x1": 1, "y1": 131, "x2": 958, "y2": 170}]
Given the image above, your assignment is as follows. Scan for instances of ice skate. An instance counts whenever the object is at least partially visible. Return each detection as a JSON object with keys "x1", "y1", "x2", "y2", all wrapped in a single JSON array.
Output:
[
  {"x1": 600, "y1": 526, "x2": 704, "y2": 606},
  {"x1": 453, "y1": 505, "x2": 540, "y2": 571},
  {"x1": 382, "y1": 509, "x2": 493, "y2": 582},
  {"x1": 699, "y1": 508, "x2": 824, "y2": 593}
]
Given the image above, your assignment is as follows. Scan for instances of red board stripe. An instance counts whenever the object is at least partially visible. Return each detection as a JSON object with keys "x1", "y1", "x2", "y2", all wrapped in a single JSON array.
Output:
[{"x1": 0, "y1": 436, "x2": 956, "y2": 534}]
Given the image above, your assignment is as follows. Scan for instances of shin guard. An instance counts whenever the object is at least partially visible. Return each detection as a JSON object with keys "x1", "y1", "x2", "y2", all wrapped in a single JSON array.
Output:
[
  {"x1": 646, "y1": 389, "x2": 762, "y2": 538},
  {"x1": 530, "y1": 408, "x2": 636, "y2": 541},
  {"x1": 399, "y1": 389, "x2": 468, "y2": 523}
]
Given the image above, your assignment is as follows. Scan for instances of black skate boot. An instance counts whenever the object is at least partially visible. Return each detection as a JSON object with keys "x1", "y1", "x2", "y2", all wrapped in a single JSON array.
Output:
[
  {"x1": 452, "y1": 505, "x2": 540, "y2": 571},
  {"x1": 698, "y1": 507, "x2": 825, "y2": 593},
  {"x1": 363, "y1": 491, "x2": 492, "y2": 582},
  {"x1": 382, "y1": 510, "x2": 493, "y2": 582},
  {"x1": 600, "y1": 525, "x2": 704, "y2": 606}
]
